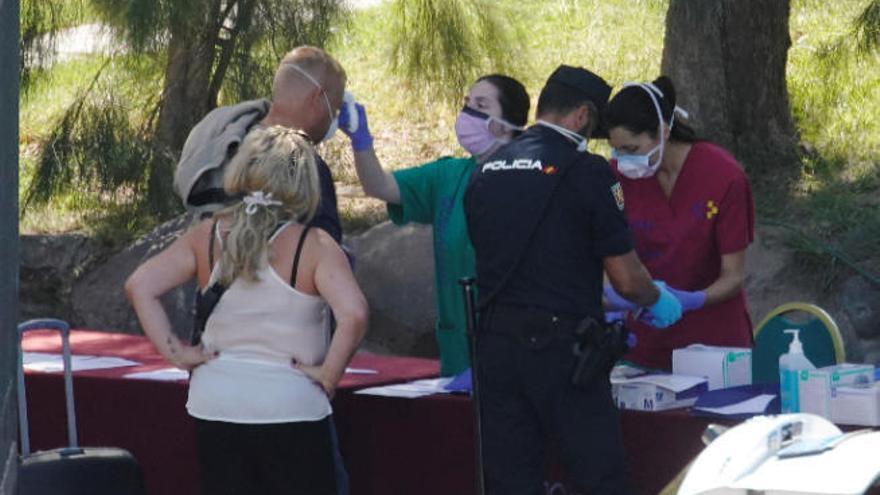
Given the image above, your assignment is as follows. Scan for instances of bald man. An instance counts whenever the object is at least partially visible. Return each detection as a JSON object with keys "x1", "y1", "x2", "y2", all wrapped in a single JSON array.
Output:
[{"x1": 175, "y1": 45, "x2": 346, "y2": 242}]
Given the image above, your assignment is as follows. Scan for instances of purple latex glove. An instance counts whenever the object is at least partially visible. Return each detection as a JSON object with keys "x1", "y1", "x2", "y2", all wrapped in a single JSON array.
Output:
[
  {"x1": 605, "y1": 312, "x2": 638, "y2": 349},
  {"x1": 605, "y1": 311, "x2": 626, "y2": 323},
  {"x1": 338, "y1": 101, "x2": 374, "y2": 152},
  {"x1": 603, "y1": 284, "x2": 638, "y2": 311},
  {"x1": 666, "y1": 286, "x2": 706, "y2": 312}
]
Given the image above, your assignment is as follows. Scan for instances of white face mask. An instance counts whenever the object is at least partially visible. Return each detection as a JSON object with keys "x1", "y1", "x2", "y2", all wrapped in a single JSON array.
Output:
[
  {"x1": 612, "y1": 144, "x2": 662, "y2": 179},
  {"x1": 286, "y1": 63, "x2": 339, "y2": 143},
  {"x1": 612, "y1": 82, "x2": 671, "y2": 179},
  {"x1": 321, "y1": 98, "x2": 339, "y2": 143},
  {"x1": 536, "y1": 120, "x2": 588, "y2": 152}
]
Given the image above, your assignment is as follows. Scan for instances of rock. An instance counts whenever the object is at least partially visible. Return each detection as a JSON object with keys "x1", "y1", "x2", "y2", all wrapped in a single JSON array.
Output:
[
  {"x1": 744, "y1": 226, "x2": 804, "y2": 326},
  {"x1": 20, "y1": 234, "x2": 107, "y2": 323},
  {"x1": 836, "y1": 275, "x2": 880, "y2": 364},
  {"x1": 344, "y1": 221, "x2": 438, "y2": 358},
  {"x1": 70, "y1": 215, "x2": 196, "y2": 339}
]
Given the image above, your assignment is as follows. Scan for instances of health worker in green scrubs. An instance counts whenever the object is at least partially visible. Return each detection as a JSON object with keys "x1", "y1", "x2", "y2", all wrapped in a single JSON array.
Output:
[{"x1": 338, "y1": 75, "x2": 530, "y2": 375}]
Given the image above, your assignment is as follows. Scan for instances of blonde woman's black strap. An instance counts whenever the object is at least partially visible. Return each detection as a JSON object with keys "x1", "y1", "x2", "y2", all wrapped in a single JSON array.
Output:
[
  {"x1": 208, "y1": 220, "x2": 218, "y2": 268},
  {"x1": 290, "y1": 225, "x2": 312, "y2": 289}
]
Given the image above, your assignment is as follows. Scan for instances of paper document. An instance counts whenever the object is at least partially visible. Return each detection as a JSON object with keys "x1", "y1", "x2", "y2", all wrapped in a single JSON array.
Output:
[
  {"x1": 124, "y1": 368, "x2": 189, "y2": 382},
  {"x1": 354, "y1": 377, "x2": 452, "y2": 399},
  {"x1": 23, "y1": 352, "x2": 141, "y2": 372},
  {"x1": 345, "y1": 367, "x2": 379, "y2": 375},
  {"x1": 694, "y1": 394, "x2": 776, "y2": 416}
]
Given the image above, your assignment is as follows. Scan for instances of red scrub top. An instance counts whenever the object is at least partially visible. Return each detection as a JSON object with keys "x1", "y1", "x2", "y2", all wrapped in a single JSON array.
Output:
[{"x1": 613, "y1": 141, "x2": 755, "y2": 370}]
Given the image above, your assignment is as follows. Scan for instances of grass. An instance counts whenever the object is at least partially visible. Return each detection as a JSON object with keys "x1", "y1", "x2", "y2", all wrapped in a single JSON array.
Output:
[{"x1": 19, "y1": 0, "x2": 880, "y2": 283}]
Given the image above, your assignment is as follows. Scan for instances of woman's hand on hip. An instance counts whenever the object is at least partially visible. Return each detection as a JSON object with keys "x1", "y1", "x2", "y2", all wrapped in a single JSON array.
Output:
[
  {"x1": 296, "y1": 362, "x2": 336, "y2": 399},
  {"x1": 172, "y1": 342, "x2": 217, "y2": 371}
]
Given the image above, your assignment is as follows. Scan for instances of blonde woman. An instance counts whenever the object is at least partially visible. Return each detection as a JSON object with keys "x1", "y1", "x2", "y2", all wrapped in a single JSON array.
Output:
[{"x1": 126, "y1": 126, "x2": 368, "y2": 495}]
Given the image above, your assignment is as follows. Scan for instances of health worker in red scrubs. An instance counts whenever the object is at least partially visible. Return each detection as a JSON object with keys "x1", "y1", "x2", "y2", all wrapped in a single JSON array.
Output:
[{"x1": 603, "y1": 76, "x2": 755, "y2": 370}]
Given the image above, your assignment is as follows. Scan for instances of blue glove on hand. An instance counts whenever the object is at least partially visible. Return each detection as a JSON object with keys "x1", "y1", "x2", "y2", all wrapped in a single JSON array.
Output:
[
  {"x1": 603, "y1": 284, "x2": 638, "y2": 311},
  {"x1": 640, "y1": 281, "x2": 683, "y2": 329},
  {"x1": 666, "y1": 286, "x2": 706, "y2": 312},
  {"x1": 338, "y1": 99, "x2": 374, "y2": 152}
]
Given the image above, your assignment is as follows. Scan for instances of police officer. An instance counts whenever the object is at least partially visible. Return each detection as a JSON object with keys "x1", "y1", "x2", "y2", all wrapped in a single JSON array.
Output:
[{"x1": 463, "y1": 65, "x2": 683, "y2": 494}]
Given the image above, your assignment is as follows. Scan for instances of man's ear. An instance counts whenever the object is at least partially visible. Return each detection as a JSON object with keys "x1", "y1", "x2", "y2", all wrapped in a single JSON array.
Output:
[{"x1": 576, "y1": 104, "x2": 591, "y2": 132}]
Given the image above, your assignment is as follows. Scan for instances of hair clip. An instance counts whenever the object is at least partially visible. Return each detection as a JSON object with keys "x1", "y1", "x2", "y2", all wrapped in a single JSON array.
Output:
[{"x1": 243, "y1": 191, "x2": 282, "y2": 215}]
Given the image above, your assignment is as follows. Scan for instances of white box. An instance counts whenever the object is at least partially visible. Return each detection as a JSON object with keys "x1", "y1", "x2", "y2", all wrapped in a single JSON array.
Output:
[
  {"x1": 672, "y1": 344, "x2": 752, "y2": 390},
  {"x1": 799, "y1": 363, "x2": 875, "y2": 419},
  {"x1": 611, "y1": 374, "x2": 708, "y2": 411},
  {"x1": 831, "y1": 382, "x2": 880, "y2": 426}
]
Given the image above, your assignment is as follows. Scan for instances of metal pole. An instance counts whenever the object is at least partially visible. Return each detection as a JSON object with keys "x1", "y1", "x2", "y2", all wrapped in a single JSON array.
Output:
[
  {"x1": 459, "y1": 277, "x2": 485, "y2": 495},
  {"x1": 0, "y1": 0, "x2": 21, "y2": 491}
]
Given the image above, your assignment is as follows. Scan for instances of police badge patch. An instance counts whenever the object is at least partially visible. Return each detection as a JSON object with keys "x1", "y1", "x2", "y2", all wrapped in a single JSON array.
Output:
[{"x1": 611, "y1": 182, "x2": 625, "y2": 211}]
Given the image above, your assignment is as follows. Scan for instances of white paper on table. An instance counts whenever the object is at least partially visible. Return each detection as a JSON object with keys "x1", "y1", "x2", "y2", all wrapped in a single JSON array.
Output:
[
  {"x1": 23, "y1": 352, "x2": 141, "y2": 372},
  {"x1": 354, "y1": 377, "x2": 452, "y2": 399},
  {"x1": 345, "y1": 367, "x2": 379, "y2": 375},
  {"x1": 612, "y1": 373, "x2": 707, "y2": 393},
  {"x1": 693, "y1": 394, "x2": 777, "y2": 416},
  {"x1": 124, "y1": 368, "x2": 189, "y2": 382}
]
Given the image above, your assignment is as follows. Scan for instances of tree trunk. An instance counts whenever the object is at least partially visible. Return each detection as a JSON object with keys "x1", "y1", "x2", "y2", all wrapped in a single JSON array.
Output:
[
  {"x1": 148, "y1": 1, "x2": 223, "y2": 214},
  {"x1": 661, "y1": 0, "x2": 798, "y2": 174}
]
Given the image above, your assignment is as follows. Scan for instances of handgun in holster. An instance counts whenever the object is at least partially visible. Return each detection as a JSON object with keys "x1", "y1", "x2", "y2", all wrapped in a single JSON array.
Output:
[{"x1": 570, "y1": 317, "x2": 631, "y2": 387}]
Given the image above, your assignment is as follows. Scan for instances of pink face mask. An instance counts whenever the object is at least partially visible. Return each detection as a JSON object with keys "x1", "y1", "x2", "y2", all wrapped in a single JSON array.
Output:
[{"x1": 454, "y1": 106, "x2": 522, "y2": 157}]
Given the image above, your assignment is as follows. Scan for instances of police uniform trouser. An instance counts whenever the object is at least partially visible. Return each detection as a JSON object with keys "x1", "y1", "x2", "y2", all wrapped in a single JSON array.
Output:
[{"x1": 477, "y1": 305, "x2": 633, "y2": 495}]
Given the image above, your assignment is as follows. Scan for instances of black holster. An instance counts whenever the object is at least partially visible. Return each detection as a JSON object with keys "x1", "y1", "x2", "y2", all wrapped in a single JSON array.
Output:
[{"x1": 571, "y1": 317, "x2": 631, "y2": 387}]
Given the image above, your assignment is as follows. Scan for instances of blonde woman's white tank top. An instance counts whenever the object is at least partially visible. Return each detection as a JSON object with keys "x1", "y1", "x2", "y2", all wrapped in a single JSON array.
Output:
[{"x1": 186, "y1": 223, "x2": 332, "y2": 423}]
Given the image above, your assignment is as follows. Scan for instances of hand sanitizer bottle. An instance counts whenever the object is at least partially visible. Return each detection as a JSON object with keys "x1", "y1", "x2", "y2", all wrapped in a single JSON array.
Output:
[{"x1": 779, "y1": 329, "x2": 816, "y2": 413}]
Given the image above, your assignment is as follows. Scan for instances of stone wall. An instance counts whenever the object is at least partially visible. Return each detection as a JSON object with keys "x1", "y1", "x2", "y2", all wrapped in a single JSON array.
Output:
[{"x1": 18, "y1": 221, "x2": 880, "y2": 365}]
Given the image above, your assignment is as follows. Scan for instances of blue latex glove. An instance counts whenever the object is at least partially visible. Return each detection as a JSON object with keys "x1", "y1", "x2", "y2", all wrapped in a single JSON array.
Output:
[
  {"x1": 666, "y1": 286, "x2": 706, "y2": 312},
  {"x1": 338, "y1": 101, "x2": 374, "y2": 152},
  {"x1": 640, "y1": 282, "x2": 683, "y2": 329},
  {"x1": 603, "y1": 284, "x2": 638, "y2": 311}
]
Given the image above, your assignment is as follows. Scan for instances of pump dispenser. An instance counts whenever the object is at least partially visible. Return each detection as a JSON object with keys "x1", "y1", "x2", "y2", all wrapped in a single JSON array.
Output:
[{"x1": 779, "y1": 329, "x2": 816, "y2": 413}]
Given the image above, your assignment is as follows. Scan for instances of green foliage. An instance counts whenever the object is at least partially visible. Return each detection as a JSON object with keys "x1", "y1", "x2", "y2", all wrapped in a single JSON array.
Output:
[
  {"x1": 20, "y1": 0, "x2": 87, "y2": 92},
  {"x1": 788, "y1": 0, "x2": 880, "y2": 168},
  {"x1": 221, "y1": 0, "x2": 348, "y2": 104},
  {"x1": 87, "y1": 0, "x2": 208, "y2": 53},
  {"x1": 854, "y1": 0, "x2": 880, "y2": 53},
  {"x1": 388, "y1": 0, "x2": 521, "y2": 105},
  {"x1": 23, "y1": 61, "x2": 154, "y2": 212}
]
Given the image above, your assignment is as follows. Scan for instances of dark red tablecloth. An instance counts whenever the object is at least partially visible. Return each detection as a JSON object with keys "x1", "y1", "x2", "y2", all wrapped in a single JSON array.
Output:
[
  {"x1": 22, "y1": 330, "x2": 716, "y2": 495},
  {"x1": 22, "y1": 329, "x2": 439, "y2": 495},
  {"x1": 334, "y1": 392, "x2": 716, "y2": 495}
]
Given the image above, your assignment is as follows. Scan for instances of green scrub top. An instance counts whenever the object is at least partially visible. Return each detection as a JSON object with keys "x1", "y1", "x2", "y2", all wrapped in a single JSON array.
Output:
[{"x1": 388, "y1": 156, "x2": 476, "y2": 376}]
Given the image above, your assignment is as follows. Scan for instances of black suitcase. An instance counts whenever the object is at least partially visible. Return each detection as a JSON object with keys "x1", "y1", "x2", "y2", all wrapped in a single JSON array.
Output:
[{"x1": 17, "y1": 318, "x2": 147, "y2": 495}]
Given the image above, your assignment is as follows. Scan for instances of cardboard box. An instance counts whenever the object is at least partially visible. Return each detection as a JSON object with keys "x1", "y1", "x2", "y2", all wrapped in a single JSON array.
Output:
[
  {"x1": 611, "y1": 374, "x2": 708, "y2": 411},
  {"x1": 799, "y1": 363, "x2": 875, "y2": 419},
  {"x1": 831, "y1": 382, "x2": 880, "y2": 426},
  {"x1": 672, "y1": 345, "x2": 752, "y2": 390}
]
